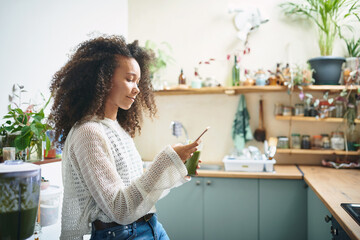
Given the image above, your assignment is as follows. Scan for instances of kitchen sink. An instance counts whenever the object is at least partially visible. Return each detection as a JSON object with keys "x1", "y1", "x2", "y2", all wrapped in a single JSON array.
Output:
[
  {"x1": 199, "y1": 164, "x2": 223, "y2": 171},
  {"x1": 341, "y1": 203, "x2": 360, "y2": 226}
]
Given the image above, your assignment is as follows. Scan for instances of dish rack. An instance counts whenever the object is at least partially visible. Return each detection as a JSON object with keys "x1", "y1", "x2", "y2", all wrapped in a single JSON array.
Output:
[{"x1": 222, "y1": 155, "x2": 276, "y2": 172}]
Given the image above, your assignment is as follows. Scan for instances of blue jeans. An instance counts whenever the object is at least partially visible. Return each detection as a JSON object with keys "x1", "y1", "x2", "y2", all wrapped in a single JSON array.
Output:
[{"x1": 90, "y1": 214, "x2": 170, "y2": 240}]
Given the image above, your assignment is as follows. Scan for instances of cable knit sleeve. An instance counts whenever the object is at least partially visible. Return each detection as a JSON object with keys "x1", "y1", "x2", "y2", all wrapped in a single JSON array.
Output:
[{"x1": 71, "y1": 122, "x2": 188, "y2": 225}]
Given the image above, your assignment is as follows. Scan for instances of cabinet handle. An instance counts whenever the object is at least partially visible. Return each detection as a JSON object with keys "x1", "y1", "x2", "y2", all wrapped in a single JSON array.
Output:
[
  {"x1": 196, "y1": 180, "x2": 201, "y2": 186},
  {"x1": 206, "y1": 180, "x2": 212, "y2": 185},
  {"x1": 325, "y1": 215, "x2": 332, "y2": 223},
  {"x1": 330, "y1": 226, "x2": 338, "y2": 236}
]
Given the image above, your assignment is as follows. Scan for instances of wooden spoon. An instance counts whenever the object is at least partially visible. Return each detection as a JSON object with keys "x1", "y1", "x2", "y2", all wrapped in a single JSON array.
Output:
[{"x1": 254, "y1": 99, "x2": 266, "y2": 142}]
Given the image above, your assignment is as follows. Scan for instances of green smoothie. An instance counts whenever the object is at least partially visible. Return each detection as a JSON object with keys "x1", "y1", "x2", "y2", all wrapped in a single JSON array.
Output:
[
  {"x1": 0, "y1": 207, "x2": 38, "y2": 240},
  {"x1": 185, "y1": 151, "x2": 201, "y2": 176}
]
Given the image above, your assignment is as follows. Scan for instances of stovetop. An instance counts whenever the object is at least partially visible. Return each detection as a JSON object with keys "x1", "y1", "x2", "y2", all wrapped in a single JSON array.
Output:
[{"x1": 341, "y1": 203, "x2": 360, "y2": 226}]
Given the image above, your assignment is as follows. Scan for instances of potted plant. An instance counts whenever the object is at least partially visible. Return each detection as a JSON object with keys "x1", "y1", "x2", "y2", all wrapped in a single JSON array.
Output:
[
  {"x1": 342, "y1": 35, "x2": 360, "y2": 84},
  {"x1": 144, "y1": 40, "x2": 174, "y2": 90},
  {"x1": 280, "y1": 0, "x2": 360, "y2": 85},
  {"x1": 0, "y1": 84, "x2": 52, "y2": 162}
]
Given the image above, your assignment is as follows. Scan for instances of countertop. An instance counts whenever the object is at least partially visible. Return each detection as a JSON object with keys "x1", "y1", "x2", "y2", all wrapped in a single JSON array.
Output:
[
  {"x1": 299, "y1": 165, "x2": 360, "y2": 240},
  {"x1": 197, "y1": 164, "x2": 303, "y2": 179},
  {"x1": 197, "y1": 164, "x2": 360, "y2": 239}
]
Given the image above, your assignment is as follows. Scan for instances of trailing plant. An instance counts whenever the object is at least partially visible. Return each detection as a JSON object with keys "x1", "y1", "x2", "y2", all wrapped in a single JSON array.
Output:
[{"x1": 280, "y1": 0, "x2": 360, "y2": 56}]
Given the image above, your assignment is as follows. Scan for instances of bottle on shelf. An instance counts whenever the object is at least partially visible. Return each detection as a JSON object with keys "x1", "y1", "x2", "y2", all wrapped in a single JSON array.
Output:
[
  {"x1": 346, "y1": 124, "x2": 359, "y2": 151},
  {"x1": 232, "y1": 55, "x2": 240, "y2": 86},
  {"x1": 276, "y1": 63, "x2": 285, "y2": 85},
  {"x1": 178, "y1": 68, "x2": 186, "y2": 85},
  {"x1": 191, "y1": 67, "x2": 202, "y2": 89}
]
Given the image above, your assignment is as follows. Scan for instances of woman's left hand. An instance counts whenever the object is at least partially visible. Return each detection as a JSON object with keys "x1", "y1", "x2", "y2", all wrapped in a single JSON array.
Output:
[{"x1": 185, "y1": 160, "x2": 202, "y2": 180}]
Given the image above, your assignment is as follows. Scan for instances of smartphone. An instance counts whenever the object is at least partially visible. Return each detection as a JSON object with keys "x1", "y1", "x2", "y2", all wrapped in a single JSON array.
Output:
[{"x1": 194, "y1": 126, "x2": 210, "y2": 142}]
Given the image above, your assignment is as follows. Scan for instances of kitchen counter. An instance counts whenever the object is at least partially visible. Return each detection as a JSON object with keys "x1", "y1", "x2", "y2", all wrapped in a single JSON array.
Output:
[
  {"x1": 197, "y1": 164, "x2": 360, "y2": 239},
  {"x1": 299, "y1": 165, "x2": 360, "y2": 240},
  {"x1": 197, "y1": 164, "x2": 302, "y2": 179}
]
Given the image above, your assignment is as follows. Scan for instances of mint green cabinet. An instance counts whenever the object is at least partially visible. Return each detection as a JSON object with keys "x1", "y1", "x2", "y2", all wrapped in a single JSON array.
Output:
[
  {"x1": 259, "y1": 179, "x2": 307, "y2": 240},
  {"x1": 307, "y1": 187, "x2": 332, "y2": 240},
  {"x1": 157, "y1": 177, "x2": 309, "y2": 240},
  {"x1": 155, "y1": 178, "x2": 204, "y2": 240},
  {"x1": 156, "y1": 177, "x2": 258, "y2": 240},
  {"x1": 204, "y1": 177, "x2": 258, "y2": 240}
]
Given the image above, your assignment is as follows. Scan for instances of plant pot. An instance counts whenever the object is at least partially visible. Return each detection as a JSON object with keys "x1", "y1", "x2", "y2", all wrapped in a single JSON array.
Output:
[
  {"x1": 343, "y1": 57, "x2": 360, "y2": 84},
  {"x1": 308, "y1": 56, "x2": 345, "y2": 85}
]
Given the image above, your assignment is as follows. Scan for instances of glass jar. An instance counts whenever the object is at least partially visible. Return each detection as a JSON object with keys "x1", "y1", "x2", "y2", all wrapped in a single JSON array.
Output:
[
  {"x1": 283, "y1": 106, "x2": 293, "y2": 116},
  {"x1": 291, "y1": 133, "x2": 301, "y2": 149},
  {"x1": 274, "y1": 103, "x2": 283, "y2": 116},
  {"x1": 277, "y1": 136, "x2": 289, "y2": 149},
  {"x1": 312, "y1": 135, "x2": 322, "y2": 149},
  {"x1": 309, "y1": 105, "x2": 318, "y2": 117},
  {"x1": 301, "y1": 135, "x2": 311, "y2": 149},
  {"x1": 335, "y1": 100, "x2": 344, "y2": 118},
  {"x1": 331, "y1": 131, "x2": 345, "y2": 150},
  {"x1": 321, "y1": 134, "x2": 331, "y2": 149},
  {"x1": 346, "y1": 124, "x2": 359, "y2": 151},
  {"x1": 319, "y1": 101, "x2": 330, "y2": 118},
  {"x1": 356, "y1": 99, "x2": 360, "y2": 119},
  {"x1": 294, "y1": 103, "x2": 304, "y2": 116}
]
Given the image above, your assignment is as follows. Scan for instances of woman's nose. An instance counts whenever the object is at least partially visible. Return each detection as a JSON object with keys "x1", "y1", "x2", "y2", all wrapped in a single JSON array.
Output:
[{"x1": 132, "y1": 83, "x2": 140, "y2": 94}]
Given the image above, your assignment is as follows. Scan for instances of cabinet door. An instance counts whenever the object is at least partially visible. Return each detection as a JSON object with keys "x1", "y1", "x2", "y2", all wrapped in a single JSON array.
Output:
[
  {"x1": 204, "y1": 177, "x2": 259, "y2": 240},
  {"x1": 307, "y1": 187, "x2": 332, "y2": 240},
  {"x1": 155, "y1": 177, "x2": 204, "y2": 240},
  {"x1": 259, "y1": 179, "x2": 307, "y2": 240}
]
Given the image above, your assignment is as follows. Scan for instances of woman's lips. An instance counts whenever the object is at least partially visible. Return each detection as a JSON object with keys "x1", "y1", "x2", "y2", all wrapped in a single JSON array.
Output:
[{"x1": 127, "y1": 96, "x2": 135, "y2": 102}]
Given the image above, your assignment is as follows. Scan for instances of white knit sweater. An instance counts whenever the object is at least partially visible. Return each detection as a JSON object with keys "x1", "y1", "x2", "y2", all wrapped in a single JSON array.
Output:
[{"x1": 60, "y1": 118, "x2": 188, "y2": 240}]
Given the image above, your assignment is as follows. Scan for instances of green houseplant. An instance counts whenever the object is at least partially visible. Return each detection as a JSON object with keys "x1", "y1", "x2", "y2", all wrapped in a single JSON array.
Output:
[
  {"x1": 144, "y1": 40, "x2": 174, "y2": 90},
  {"x1": 0, "y1": 84, "x2": 52, "y2": 162},
  {"x1": 280, "y1": 0, "x2": 360, "y2": 85}
]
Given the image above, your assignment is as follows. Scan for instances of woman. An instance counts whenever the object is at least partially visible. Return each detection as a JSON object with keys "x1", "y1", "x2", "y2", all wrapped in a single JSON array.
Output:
[{"x1": 49, "y1": 35, "x2": 200, "y2": 240}]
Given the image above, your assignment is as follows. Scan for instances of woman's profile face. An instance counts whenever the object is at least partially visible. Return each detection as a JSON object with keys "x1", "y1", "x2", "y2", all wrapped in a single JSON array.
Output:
[{"x1": 106, "y1": 56, "x2": 141, "y2": 111}]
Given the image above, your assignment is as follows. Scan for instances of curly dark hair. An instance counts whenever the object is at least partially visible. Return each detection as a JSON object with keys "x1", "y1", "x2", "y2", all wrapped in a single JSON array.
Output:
[{"x1": 49, "y1": 35, "x2": 157, "y2": 144}]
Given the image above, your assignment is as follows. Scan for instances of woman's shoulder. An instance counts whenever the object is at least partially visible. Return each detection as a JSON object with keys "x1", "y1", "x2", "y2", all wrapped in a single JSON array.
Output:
[{"x1": 71, "y1": 119, "x2": 104, "y2": 137}]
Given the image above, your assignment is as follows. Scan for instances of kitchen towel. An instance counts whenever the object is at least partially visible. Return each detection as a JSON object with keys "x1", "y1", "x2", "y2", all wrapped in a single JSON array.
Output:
[{"x1": 232, "y1": 94, "x2": 253, "y2": 151}]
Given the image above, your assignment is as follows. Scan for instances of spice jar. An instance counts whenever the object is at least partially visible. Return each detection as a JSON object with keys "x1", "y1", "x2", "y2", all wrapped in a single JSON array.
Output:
[
  {"x1": 331, "y1": 131, "x2": 345, "y2": 150},
  {"x1": 294, "y1": 103, "x2": 304, "y2": 116},
  {"x1": 301, "y1": 135, "x2": 311, "y2": 149},
  {"x1": 291, "y1": 133, "x2": 301, "y2": 149},
  {"x1": 309, "y1": 105, "x2": 318, "y2": 117},
  {"x1": 335, "y1": 100, "x2": 344, "y2": 118},
  {"x1": 312, "y1": 135, "x2": 322, "y2": 149},
  {"x1": 277, "y1": 136, "x2": 289, "y2": 149},
  {"x1": 283, "y1": 106, "x2": 293, "y2": 116},
  {"x1": 321, "y1": 134, "x2": 331, "y2": 149},
  {"x1": 319, "y1": 101, "x2": 330, "y2": 118}
]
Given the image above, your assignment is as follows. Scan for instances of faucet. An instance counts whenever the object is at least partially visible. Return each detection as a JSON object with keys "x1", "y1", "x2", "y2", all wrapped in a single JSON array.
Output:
[{"x1": 170, "y1": 121, "x2": 189, "y2": 142}]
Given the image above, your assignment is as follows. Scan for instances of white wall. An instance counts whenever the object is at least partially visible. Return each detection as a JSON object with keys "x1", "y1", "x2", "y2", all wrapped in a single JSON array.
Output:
[
  {"x1": 0, "y1": 1, "x2": 128, "y2": 239},
  {"x1": 0, "y1": 0, "x2": 128, "y2": 118},
  {"x1": 129, "y1": 0, "x2": 352, "y2": 165}
]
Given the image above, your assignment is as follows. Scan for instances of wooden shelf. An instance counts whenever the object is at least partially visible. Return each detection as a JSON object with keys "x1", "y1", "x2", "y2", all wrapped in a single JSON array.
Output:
[
  {"x1": 154, "y1": 85, "x2": 360, "y2": 96},
  {"x1": 154, "y1": 86, "x2": 286, "y2": 95},
  {"x1": 275, "y1": 116, "x2": 360, "y2": 123},
  {"x1": 32, "y1": 158, "x2": 61, "y2": 165},
  {"x1": 277, "y1": 149, "x2": 360, "y2": 155},
  {"x1": 299, "y1": 85, "x2": 359, "y2": 93}
]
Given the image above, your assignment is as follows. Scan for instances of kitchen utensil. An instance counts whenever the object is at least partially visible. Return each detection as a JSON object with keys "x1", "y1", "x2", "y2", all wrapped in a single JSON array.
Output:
[{"x1": 254, "y1": 99, "x2": 266, "y2": 142}]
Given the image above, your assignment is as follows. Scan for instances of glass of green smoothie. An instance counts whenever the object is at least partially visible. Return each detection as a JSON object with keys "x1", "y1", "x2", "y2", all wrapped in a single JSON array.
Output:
[{"x1": 185, "y1": 143, "x2": 202, "y2": 176}]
